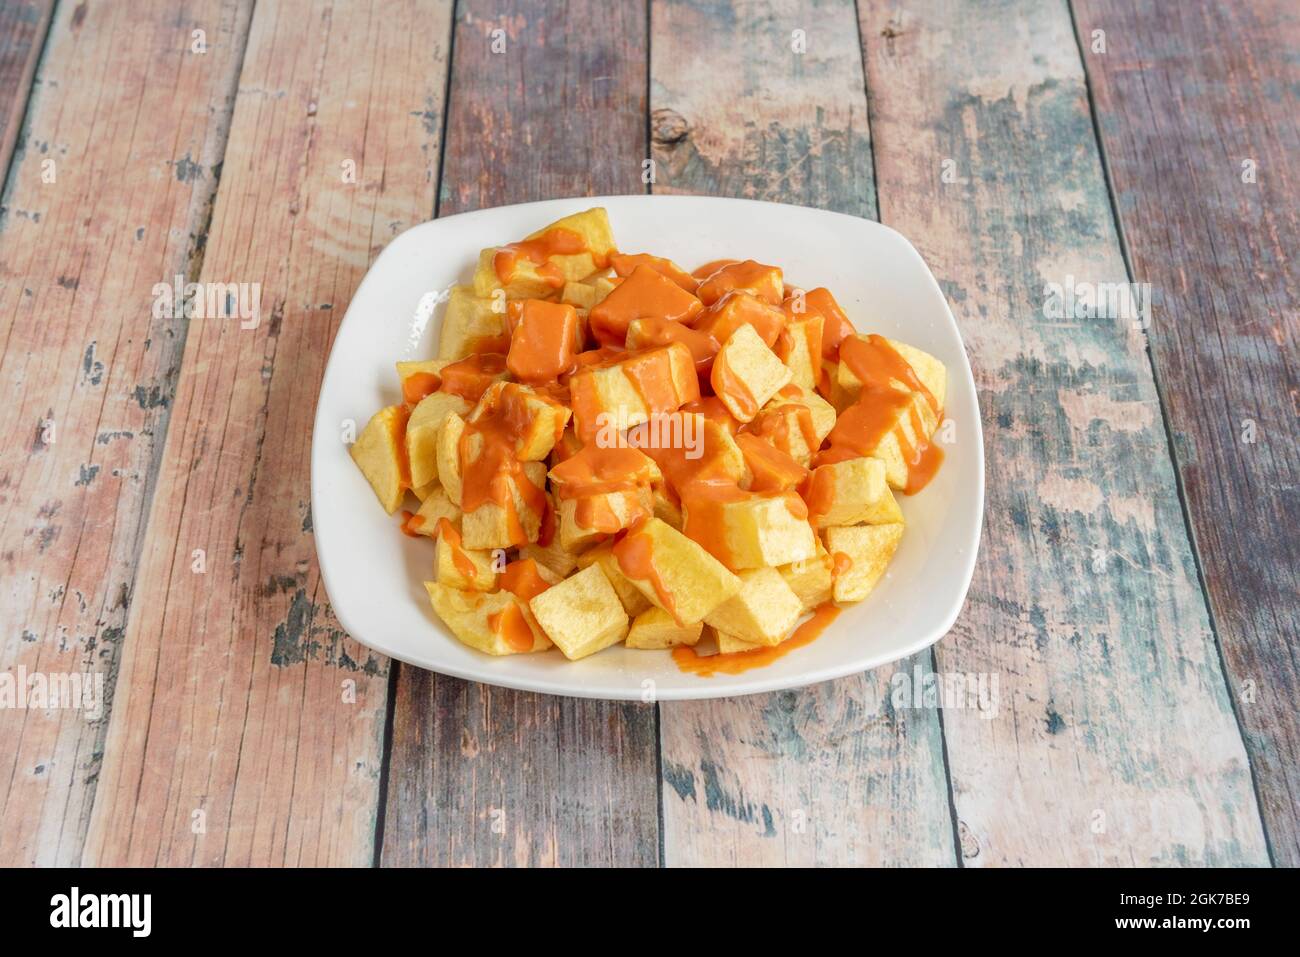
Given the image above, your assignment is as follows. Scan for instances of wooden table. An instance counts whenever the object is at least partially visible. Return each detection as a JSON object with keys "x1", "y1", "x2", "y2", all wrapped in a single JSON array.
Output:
[{"x1": 0, "y1": 0, "x2": 1294, "y2": 867}]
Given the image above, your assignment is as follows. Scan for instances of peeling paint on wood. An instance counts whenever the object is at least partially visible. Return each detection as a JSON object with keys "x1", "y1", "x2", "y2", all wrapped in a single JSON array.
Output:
[
  {"x1": 81, "y1": 0, "x2": 452, "y2": 867},
  {"x1": 0, "y1": 0, "x2": 252, "y2": 868},
  {"x1": 1074, "y1": 0, "x2": 1300, "y2": 867},
  {"x1": 858, "y1": 0, "x2": 1269, "y2": 865},
  {"x1": 0, "y1": 0, "x2": 52, "y2": 180}
]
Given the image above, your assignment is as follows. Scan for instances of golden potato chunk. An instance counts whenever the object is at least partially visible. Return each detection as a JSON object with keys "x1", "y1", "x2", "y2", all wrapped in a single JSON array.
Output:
[
  {"x1": 426, "y1": 582, "x2": 551, "y2": 655},
  {"x1": 825, "y1": 523, "x2": 905, "y2": 602},
  {"x1": 626, "y1": 607, "x2": 703, "y2": 649},
  {"x1": 704, "y1": 566, "x2": 803, "y2": 647},
  {"x1": 577, "y1": 542, "x2": 652, "y2": 616},
  {"x1": 777, "y1": 539, "x2": 833, "y2": 611},
  {"x1": 589, "y1": 262, "x2": 704, "y2": 347},
  {"x1": 680, "y1": 488, "x2": 817, "y2": 570},
  {"x1": 438, "y1": 285, "x2": 508, "y2": 359},
  {"x1": 528, "y1": 563, "x2": 629, "y2": 660},
  {"x1": 410, "y1": 486, "x2": 461, "y2": 536},
  {"x1": 460, "y1": 461, "x2": 547, "y2": 550},
  {"x1": 405, "y1": 391, "x2": 471, "y2": 490},
  {"x1": 610, "y1": 517, "x2": 741, "y2": 625},
  {"x1": 569, "y1": 343, "x2": 700, "y2": 441},
  {"x1": 467, "y1": 381, "x2": 571, "y2": 462},
  {"x1": 802, "y1": 456, "x2": 903, "y2": 529},
  {"x1": 434, "y1": 520, "x2": 499, "y2": 591},
  {"x1": 774, "y1": 313, "x2": 824, "y2": 391},
  {"x1": 436, "y1": 411, "x2": 466, "y2": 506},
  {"x1": 474, "y1": 208, "x2": 616, "y2": 300},
  {"x1": 350, "y1": 405, "x2": 408, "y2": 514},
  {"x1": 711, "y1": 323, "x2": 792, "y2": 423}
]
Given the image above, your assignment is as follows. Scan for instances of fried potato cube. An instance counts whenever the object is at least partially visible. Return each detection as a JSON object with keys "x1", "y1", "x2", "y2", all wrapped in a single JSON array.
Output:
[
  {"x1": 405, "y1": 391, "x2": 472, "y2": 489},
  {"x1": 711, "y1": 323, "x2": 792, "y2": 423},
  {"x1": 716, "y1": 629, "x2": 764, "y2": 654},
  {"x1": 350, "y1": 405, "x2": 408, "y2": 514},
  {"x1": 695, "y1": 259, "x2": 784, "y2": 307},
  {"x1": 519, "y1": 539, "x2": 584, "y2": 579},
  {"x1": 692, "y1": 290, "x2": 787, "y2": 351},
  {"x1": 396, "y1": 358, "x2": 454, "y2": 405},
  {"x1": 641, "y1": 416, "x2": 748, "y2": 490},
  {"x1": 745, "y1": 402, "x2": 822, "y2": 466},
  {"x1": 734, "y1": 432, "x2": 808, "y2": 492},
  {"x1": 467, "y1": 382, "x2": 571, "y2": 461},
  {"x1": 569, "y1": 343, "x2": 699, "y2": 441},
  {"x1": 460, "y1": 461, "x2": 547, "y2": 549},
  {"x1": 548, "y1": 425, "x2": 583, "y2": 468},
  {"x1": 426, "y1": 582, "x2": 551, "y2": 655},
  {"x1": 704, "y1": 567, "x2": 803, "y2": 647},
  {"x1": 765, "y1": 384, "x2": 836, "y2": 442},
  {"x1": 803, "y1": 456, "x2": 903, "y2": 528},
  {"x1": 434, "y1": 521, "x2": 499, "y2": 591},
  {"x1": 577, "y1": 542, "x2": 651, "y2": 616},
  {"x1": 610, "y1": 252, "x2": 699, "y2": 292},
  {"x1": 436, "y1": 411, "x2": 466, "y2": 505},
  {"x1": 625, "y1": 317, "x2": 719, "y2": 375},
  {"x1": 473, "y1": 247, "x2": 559, "y2": 300},
  {"x1": 589, "y1": 263, "x2": 704, "y2": 346},
  {"x1": 528, "y1": 563, "x2": 629, "y2": 660},
  {"x1": 825, "y1": 523, "x2": 905, "y2": 602},
  {"x1": 505, "y1": 299, "x2": 580, "y2": 383},
  {"x1": 411, "y1": 486, "x2": 462, "y2": 535},
  {"x1": 439, "y1": 284, "x2": 509, "y2": 359},
  {"x1": 836, "y1": 336, "x2": 946, "y2": 433},
  {"x1": 826, "y1": 391, "x2": 934, "y2": 490},
  {"x1": 549, "y1": 444, "x2": 662, "y2": 549},
  {"x1": 584, "y1": 274, "x2": 619, "y2": 307},
  {"x1": 556, "y1": 487, "x2": 653, "y2": 550},
  {"x1": 888, "y1": 339, "x2": 947, "y2": 412},
  {"x1": 682, "y1": 488, "x2": 817, "y2": 570},
  {"x1": 777, "y1": 539, "x2": 833, "y2": 611},
  {"x1": 625, "y1": 607, "x2": 703, "y2": 649},
  {"x1": 561, "y1": 280, "x2": 597, "y2": 311},
  {"x1": 611, "y1": 517, "x2": 741, "y2": 625},
  {"x1": 652, "y1": 485, "x2": 683, "y2": 530},
  {"x1": 532, "y1": 207, "x2": 616, "y2": 279},
  {"x1": 474, "y1": 208, "x2": 617, "y2": 300},
  {"x1": 775, "y1": 313, "x2": 824, "y2": 391}
]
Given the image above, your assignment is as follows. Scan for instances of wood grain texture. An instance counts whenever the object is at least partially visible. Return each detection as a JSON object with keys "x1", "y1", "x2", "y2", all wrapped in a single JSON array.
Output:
[
  {"x1": 379, "y1": 0, "x2": 660, "y2": 868},
  {"x1": 651, "y1": 0, "x2": 956, "y2": 866},
  {"x1": 81, "y1": 0, "x2": 452, "y2": 866},
  {"x1": 1072, "y1": 0, "x2": 1299, "y2": 867},
  {"x1": 859, "y1": 0, "x2": 1269, "y2": 864},
  {"x1": 0, "y1": 0, "x2": 52, "y2": 179},
  {"x1": 0, "y1": 0, "x2": 252, "y2": 868}
]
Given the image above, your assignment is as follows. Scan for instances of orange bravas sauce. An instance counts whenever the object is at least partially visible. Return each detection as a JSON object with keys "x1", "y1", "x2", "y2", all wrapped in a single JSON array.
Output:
[{"x1": 397, "y1": 232, "x2": 945, "y2": 675}]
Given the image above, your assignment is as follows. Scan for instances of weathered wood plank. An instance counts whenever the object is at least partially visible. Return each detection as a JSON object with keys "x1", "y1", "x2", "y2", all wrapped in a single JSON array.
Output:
[
  {"x1": 81, "y1": 0, "x2": 452, "y2": 867},
  {"x1": 1073, "y1": 0, "x2": 1299, "y2": 867},
  {"x1": 380, "y1": 0, "x2": 660, "y2": 868},
  {"x1": 859, "y1": 0, "x2": 1269, "y2": 864},
  {"x1": 0, "y1": 0, "x2": 52, "y2": 179},
  {"x1": 651, "y1": 0, "x2": 956, "y2": 867},
  {"x1": 0, "y1": 0, "x2": 252, "y2": 868}
]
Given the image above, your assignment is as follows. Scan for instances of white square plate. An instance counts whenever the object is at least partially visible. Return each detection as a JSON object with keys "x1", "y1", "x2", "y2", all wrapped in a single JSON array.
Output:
[{"x1": 312, "y1": 195, "x2": 983, "y2": 700}]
